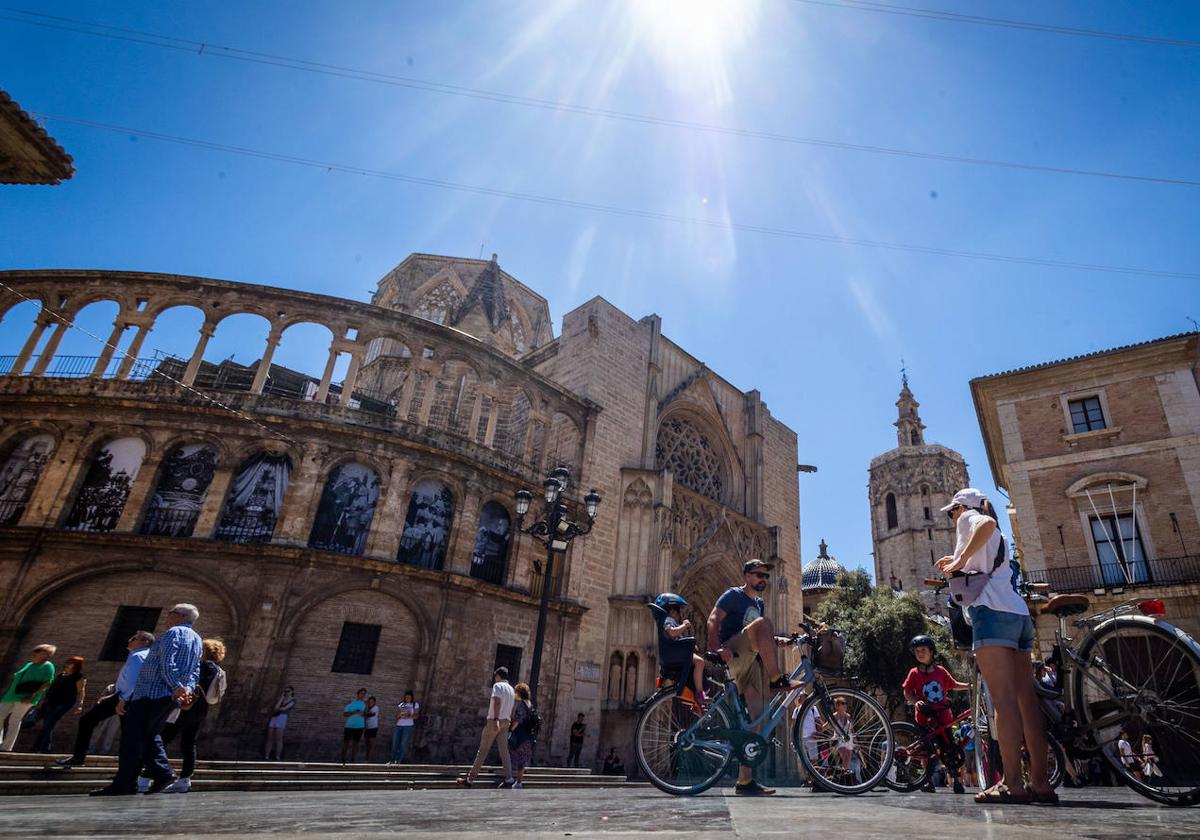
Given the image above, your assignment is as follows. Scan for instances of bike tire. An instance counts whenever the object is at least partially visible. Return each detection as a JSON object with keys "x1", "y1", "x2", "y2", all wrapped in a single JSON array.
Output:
[
  {"x1": 1072, "y1": 615, "x2": 1200, "y2": 807},
  {"x1": 973, "y1": 669, "x2": 1067, "y2": 791},
  {"x1": 881, "y1": 721, "x2": 929, "y2": 792},
  {"x1": 634, "y1": 691, "x2": 734, "y2": 796},
  {"x1": 793, "y1": 687, "x2": 893, "y2": 795}
]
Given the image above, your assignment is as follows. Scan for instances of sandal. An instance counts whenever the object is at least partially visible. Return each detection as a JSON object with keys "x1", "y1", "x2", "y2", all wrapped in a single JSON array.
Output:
[
  {"x1": 974, "y1": 784, "x2": 1030, "y2": 805},
  {"x1": 1028, "y1": 788, "x2": 1059, "y2": 805}
]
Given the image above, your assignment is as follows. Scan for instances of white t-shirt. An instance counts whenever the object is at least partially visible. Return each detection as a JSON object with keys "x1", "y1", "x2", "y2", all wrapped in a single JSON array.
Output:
[
  {"x1": 364, "y1": 704, "x2": 380, "y2": 730},
  {"x1": 396, "y1": 701, "x2": 419, "y2": 727},
  {"x1": 488, "y1": 680, "x2": 516, "y2": 721},
  {"x1": 956, "y1": 510, "x2": 1027, "y2": 620}
]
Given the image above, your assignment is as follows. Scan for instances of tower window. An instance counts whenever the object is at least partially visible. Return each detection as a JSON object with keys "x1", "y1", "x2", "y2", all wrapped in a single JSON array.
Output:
[
  {"x1": 885, "y1": 493, "x2": 898, "y2": 529},
  {"x1": 923, "y1": 506, "x2": 931, "y2": 521},
  {"x1": 1068, "y1": 396, "x2": 1105, "y2": 433},
  {"x1": 921, "y1": 486, "x2": 928, "y2": 496},
  {"x1": 911, "y1": 430, "x2": 919, "y2": 445}
]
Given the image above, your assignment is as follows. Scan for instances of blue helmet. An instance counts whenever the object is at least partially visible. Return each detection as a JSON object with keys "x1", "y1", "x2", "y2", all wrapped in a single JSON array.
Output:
[{"x1": 654, "y1": 592, "x2": 688, "y2": 610}]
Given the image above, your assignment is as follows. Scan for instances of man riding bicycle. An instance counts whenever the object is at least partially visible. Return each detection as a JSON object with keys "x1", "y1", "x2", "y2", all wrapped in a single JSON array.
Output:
[{"x1": 706, "y1": 558, "x2": 796, "y2": 796}]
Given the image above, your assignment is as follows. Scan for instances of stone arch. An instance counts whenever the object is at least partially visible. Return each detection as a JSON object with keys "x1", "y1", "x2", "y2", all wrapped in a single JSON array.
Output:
[
  {"x1": 470, "y1": 499, "x2": 512, "y2": 585},
  {"x1": 396, "y1": 478, "x2": 456, "y2": 569},
  {"x1": 655, "y1": 412, "x2": 732, "y2": 505},
  {"x1": 885, "y1": 492, "x2": 898, "y2": 529},
  {"x1": 138, "y1": 440, "x2": 221, "y2": 538},
  {"x1": 411, "y1": 272, "x2": 467, "y2": 326},
  {"x1": 278, "y1": 588, "x2": 424, "y2": 761},
  {"x1": 1066, "y1": 471, "x2": 1149, "y2": 497},
  {"x1": 61, "y1": 435, "x2": 149, "y2": 532},
  {"x1": 307, "y1": 461, "x2": 381, "y2": 556},
  {"x1": 427, "y1": 357, "x2": 481, "y2": 437},
  {"x1": 676, "y1": 551, "x2": 741, "y2": 628},
  {"x1": 0, "y1": 429, "x2": 57, "y2": 525},
  {"x1": 214, "y1": 450, "x2": 293, "y2": 544},
  {"x1": 496, "y1": 387, "x2": 534, "y2": 460},
  {"x1": 544, "y1": 411, "x2": 584, "y2": 476}
]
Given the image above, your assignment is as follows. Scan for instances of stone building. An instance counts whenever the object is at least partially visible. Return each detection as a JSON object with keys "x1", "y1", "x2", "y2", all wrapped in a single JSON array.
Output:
[
  {"x1": 0, "y1": 89, "x2": 74, "y2": 185},
  {"x1": 971, "y1": 332, "x2": 1200, "y2": 649},
  {"x1": 868, "y1": 377, "x2": 969, "y2": 608},
  {"x1": 0, "y1": 255, "x2": 802, "y2": 769},
  {"x1": 800, "y1": 539, "x2": 845, "y2": 619}
]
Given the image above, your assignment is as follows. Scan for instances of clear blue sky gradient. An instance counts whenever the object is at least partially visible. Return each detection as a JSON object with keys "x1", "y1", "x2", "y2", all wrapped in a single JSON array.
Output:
[{"x1": 2, "y1": 2, "x2": 1197, "y2": 577}]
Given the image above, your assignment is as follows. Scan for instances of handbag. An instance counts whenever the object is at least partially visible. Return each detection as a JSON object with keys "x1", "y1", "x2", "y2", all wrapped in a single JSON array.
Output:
[
  {"x1": 947, "y1": 535, "x2": 1007, "y2": 609},
  {"x1": 14, "y1": 680, "x2": 43, "y2": 696}
]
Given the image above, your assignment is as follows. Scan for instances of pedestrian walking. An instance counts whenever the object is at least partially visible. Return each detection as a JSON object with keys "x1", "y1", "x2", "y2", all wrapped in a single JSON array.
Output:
[
  {"x1": 50, "y1": 631, "x2": 153, "y2": 769},
  {"x1": 32, "y1": 656, "x2": 87, "y2": 753},
  {"x1": 265, "y1": 686, "x2": 295, "y2": 760},
  {"x1": 0, "y1": 643, "x2": 56, "y2": 752},
  {"x1": 363, "y1": 696, "x2": 380, "y2": 762},
  {"x1": 388, "y1": 691, "x2": 419, "y2": 765},
  {"x1": 88, "y1": 603, "x2": 202, "y2": 797},
  {"x1": 341, "y1": 688, "x2": 367, "y2": 765},
  {"x1": 88, "y1": 686, "x2": 121, "y2": 755},
  {"x1": 567, "y1": 713, "x2": 585, "y2": 767},
  {"x1": 456, "y1": 666, "x2": 516, "y2": 788},
  {"x1": 935, "y1": 489, "x2": 1055, "y2": 805},
  {"x1": 1141, "y1": 734, "x2": 1162, "y2": 782},
  {"x1": 507, "y1": 682, "x2": 537, "y2": 788},
  {"x1": 158, "y1": 638, "x2": 227, "y2": 793}
]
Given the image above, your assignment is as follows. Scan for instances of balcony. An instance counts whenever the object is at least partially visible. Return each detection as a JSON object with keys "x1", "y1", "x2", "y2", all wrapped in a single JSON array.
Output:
[{"x1": 1024, "y1": 554, "x2": 1200, "y2": 593}]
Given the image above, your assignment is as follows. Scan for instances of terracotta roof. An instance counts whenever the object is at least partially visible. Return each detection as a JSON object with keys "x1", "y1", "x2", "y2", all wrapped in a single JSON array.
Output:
[
  {"x1": 972, "y1": 331, "x2": 1199, "y2": 382},
  {"x1": 0, "y1": 91, "x2": 74, "y2": 185}
]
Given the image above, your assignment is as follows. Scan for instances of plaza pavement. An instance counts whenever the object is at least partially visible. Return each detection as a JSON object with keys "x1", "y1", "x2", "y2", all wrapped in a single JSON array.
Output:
[{"x1": 0, "y1": 784, "x2": 1195, "y2": 839}]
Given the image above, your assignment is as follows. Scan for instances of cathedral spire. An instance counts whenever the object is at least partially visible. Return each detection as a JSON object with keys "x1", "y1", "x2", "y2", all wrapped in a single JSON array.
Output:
[{"x1": 895, "y1": 374, "x2": 926, "y2": 447}]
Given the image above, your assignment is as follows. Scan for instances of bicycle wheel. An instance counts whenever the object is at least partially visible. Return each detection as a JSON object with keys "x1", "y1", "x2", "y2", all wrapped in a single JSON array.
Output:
[
  {"x1": 1019, "y1": 732, "x2": 1066, "y2": 790},
  {"x1": 635, "y1": 691, "x2": 734, "y2": 795},
  {"x1": 881, "y1": 721, "x2": 930, "y2": 792},
  {"x1": 793, "y1": 687, "x2": 893, "y2": 795},
  {"x1": 972, "y1": 670, "x2": 1003, "y2": 790},
  {"x1": 1073, "y1": 616, "x2": 1200, "y2": 806}
]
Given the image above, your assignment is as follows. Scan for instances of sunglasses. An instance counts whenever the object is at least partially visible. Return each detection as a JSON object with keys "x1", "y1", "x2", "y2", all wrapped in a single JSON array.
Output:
[
  {"x1": 946, "y1": 504, "x2": 963, "y2": 519},
  {"x1": 749, "y1": 572, "x2": 770, "y2": 580}
]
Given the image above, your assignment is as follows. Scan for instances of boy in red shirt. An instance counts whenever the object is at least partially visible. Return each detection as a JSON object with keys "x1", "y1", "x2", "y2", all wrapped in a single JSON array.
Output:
[{"x1": 902, "y1": 634, "x2": 970, "y2": 794}]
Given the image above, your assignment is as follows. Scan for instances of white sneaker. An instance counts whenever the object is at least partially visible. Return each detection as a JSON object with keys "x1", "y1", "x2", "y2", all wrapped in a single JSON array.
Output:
[
  {"x1": 162, "y1": 777, "x2": 191, "y2": 794},
  {"x1": 136, "y1": 776, "x2": 151, "y2": 793},
  {"x1": 514, "y1": 781, "x2": 524, "y2": 789}
]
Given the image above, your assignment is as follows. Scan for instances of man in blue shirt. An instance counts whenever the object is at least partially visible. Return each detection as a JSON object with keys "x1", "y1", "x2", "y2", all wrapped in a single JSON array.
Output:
[
  {"x1": 90, "y1": 604, "x2": 202, "y2": 796},
  {"x1": 50, "y1": 630, "x2": 154, "y2": 769},
  {"x1": 706, "y1": 559, "x2": 794, "y2": 797}
]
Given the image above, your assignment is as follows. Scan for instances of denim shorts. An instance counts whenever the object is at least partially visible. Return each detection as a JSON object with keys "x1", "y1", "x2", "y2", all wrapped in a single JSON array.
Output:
[{"x1": 968, "y1": 605, "x2": 1034, "y2": 652}]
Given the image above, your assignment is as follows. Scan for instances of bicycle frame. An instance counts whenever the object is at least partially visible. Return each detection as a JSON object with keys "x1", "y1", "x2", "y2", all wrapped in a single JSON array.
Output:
[{"x1": 902, "y1": 707, "x2": 973, "y2": 762}]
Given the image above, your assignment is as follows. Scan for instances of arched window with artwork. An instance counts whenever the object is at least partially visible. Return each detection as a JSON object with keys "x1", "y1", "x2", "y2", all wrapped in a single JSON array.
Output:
[
  {"x1": 0, "y1": 433, "x2": 55, "y2": 525},
  {"x1": 470, "y1": 501, "x2": 511, "y2": 585},
  {"x1": 140, "y1": 443, "x2": 219, "y2": 537},
  {"x1": 215, "y1": 452, "x2": 292, "y2": 543},
  {"x1": 308, "y1": 462, "x2": 380, "y2": 556},
  {"x1": 885, "y1": 493, "x2": 898, "y2": 529},
  {"x1": 655, "y1": 416, "x2": 727, "y2": 503},
  {"x1": 63, "y1": 437, "x2": 147, "y2": 532},
  {"x1": 397, "y1": 480, "x2": 455, "y2": 569}
]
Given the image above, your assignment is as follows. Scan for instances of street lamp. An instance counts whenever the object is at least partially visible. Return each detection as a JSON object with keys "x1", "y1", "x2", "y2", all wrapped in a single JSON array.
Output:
[{"x1": 515, "y1": 465, "x2": 601, "y2": 708}]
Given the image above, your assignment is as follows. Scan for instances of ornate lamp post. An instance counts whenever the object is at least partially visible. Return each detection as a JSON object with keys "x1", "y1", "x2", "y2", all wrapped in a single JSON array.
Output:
[{"x1": 515, "y1": 466, "x2": 601, "y2": 707}]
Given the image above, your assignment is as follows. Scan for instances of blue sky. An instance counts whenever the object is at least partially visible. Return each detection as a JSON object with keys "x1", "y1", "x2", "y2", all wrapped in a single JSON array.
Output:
[{"x1": 2, "y1": 1, "x2": 1197, "y2": 577}]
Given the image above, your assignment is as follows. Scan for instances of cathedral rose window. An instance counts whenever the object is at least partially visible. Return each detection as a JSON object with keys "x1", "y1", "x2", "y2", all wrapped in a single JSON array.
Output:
[{"x1": 655, "y1": 417, "x2": 726, "y2": 503}]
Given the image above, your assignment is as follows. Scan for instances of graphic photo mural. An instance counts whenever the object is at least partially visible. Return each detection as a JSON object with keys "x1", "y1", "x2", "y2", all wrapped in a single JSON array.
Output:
[
  {"x1": 0, "y1": 433, "x2": 54, "y2": 525},
  {"x1": 63, "y1": 437, "x2": 147, "y2": 532},
  {"x1": 141, "y1": 443, "x2": 219, "y2": 537},
  {"x1": 470, "y1": 501, "x2": 511, "y2": 584},
  {"x1": 397, "y1": 480, "x2": 454, "y2": 569},
  {"x1": 215, "y1": 452, "x2": 292, "y2": 543},
  {"x1": 308, "y1": 462, "x2": 380, "y2": 556}
]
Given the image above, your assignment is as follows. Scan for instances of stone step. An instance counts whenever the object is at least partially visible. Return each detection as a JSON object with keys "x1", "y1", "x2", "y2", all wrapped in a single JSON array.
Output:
[
  {"x1": 0, "y1": 753, "x2": 593, "y2": 775},
  {"x1": 0, "y1": 776, "x2": 644, "y2": 796},
  {"x1": 0, "y1": 766, "x2": 621, "y2": 784}
]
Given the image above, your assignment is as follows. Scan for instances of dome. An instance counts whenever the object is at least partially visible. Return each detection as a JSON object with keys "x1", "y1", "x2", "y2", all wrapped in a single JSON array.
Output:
[{"x1": 802, "y1": 539, "x2": 845, "y2": 591}]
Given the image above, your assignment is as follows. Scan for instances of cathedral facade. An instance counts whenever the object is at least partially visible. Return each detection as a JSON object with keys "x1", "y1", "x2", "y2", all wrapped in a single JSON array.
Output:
[
  {"x1": 0, "y1": 255, "x2": 802, "y2": 768},
  {"x1": 868, "y1": 378, "x2": 968, "y2": 608}
]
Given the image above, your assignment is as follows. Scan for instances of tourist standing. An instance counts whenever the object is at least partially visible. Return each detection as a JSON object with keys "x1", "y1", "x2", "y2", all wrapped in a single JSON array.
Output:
[
  {"x1": 90, "y1": 604, "x2": 202, "y2": 797},
  {"x1": 507, "y1": 682, "x2": 536, "y2": 788},
  {"x1": 32, "y1": 656, "x2": 87, "y2": 753},
  {"x1": 265, "y1": 687, "x2": 295, "y2": 760},
  {"x1": 51, "y1": 631, "x2": 153, "y2": 769},
  {"x1": 0, "y1": 643, "x2": 56, "y2": 752},
  {"x1": 389, "y1": 691, "x2": 420, "y2": 765},
  {"x1": 159, "y1": 638, "x2": 227, "y2": 793},
  {"x1": 340, "y1": 688, "x2": 367, "y2": 765},
  {"x1": 363, "y1": 696, "x2": 380, "y2": 762},
  {"x1": 935, "y1": 490, "x2": 1055, "y2": 805},
  {"x1": 567, "y1": 713, "x2": 585, "y2": 768},
  {"x1": 456, "y1": 666, "x2": 516, "y2": 788}
]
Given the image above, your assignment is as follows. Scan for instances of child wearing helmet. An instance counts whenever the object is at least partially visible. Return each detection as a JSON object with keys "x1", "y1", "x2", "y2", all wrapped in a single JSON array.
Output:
[
  {"x1": 654, "y1": 593, "x2": 708, "y2": 708},
  {"x1": 902, "y1": 634, "x2": 970, "y2": 793}
]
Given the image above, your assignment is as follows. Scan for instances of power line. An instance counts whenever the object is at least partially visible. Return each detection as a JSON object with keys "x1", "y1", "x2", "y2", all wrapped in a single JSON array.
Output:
[
  {"x1": 3, "y1": 8, "x2": 1197, "y2": 189},
  {"x1": 789, "y1": 0, "x2": 1200, "y2": 48},
  {"x1": 32, "y1": 112, "x2": 1200, "y2": 281}
]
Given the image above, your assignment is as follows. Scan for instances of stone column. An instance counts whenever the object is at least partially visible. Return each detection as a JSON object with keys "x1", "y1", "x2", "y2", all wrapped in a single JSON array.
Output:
[
  {"x1": 338, "y1": 348, "x2": 365, "y2": 407},
  {"x1": 113, "y1": 449, "x2": 165, "y2": 533},
  {"x1": 273, "y1": 444, "x2": 326, "y2": 546},
  {"x1": 416, "y1": 363, "x2": 436, "y2": 426},
  {"x1": 313, "y1": 345, "x2": 341, "y2": 404},
  {"x1": 249, "y1": 324, "x2": 284, "y2": 394},
  {"x1": 28, "y1": 320, "x2": 70, "y2": 376},
  {"x1": 467, "y1": 391, "x2": 484, "y2": 443},
  {"x1": 483, "y1": 393, "x2": 500, "y2": 448},
  {"x1": 9, "y1": 313, "x2": 51, "y2": 376},
  {"x1": 20, "y1": 428, "x2": 88, "y2": 527},
  {"x1": 365, "y1": 460, "x2": 411, "y2": 560},
  {"x1": 395, "y1": 367, "x2": 421, "y2": 420},
  {"x1": 192, "y1": 463, "x2": 236, "y2": 538},
  {"x1": 90, "y1": 320, "x2": 128, "y2": 379},
  {"x1": 182, "y1": 320, "x2": 218, "y2": 386},
  {"x1": 115, "y1": 316, "x2": 155, "y2": 380}
]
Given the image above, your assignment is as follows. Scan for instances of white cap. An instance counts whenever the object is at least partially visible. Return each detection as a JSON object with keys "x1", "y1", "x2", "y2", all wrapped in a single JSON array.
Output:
[{"x1": 940, "y1": 487, "x2": 986, "y2": 513}]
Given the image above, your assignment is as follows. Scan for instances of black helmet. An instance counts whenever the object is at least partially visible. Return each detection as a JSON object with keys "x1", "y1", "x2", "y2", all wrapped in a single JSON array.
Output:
[{"x1": 910, "y1": 634, "x2": 936, "y2": 654}]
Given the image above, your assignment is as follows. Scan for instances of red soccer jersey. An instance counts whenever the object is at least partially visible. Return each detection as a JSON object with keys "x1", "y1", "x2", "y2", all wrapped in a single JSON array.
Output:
[{"x1": 903, "y1": 665, "x2": 956, "y2": 709}]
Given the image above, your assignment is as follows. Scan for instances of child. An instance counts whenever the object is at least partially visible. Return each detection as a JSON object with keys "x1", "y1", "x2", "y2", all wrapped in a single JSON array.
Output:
[
  {"x1": 654, "y1": 593, "x2": 708, "y2": 708},
  {"x1": 902, "y1": 634, "x2": 970, "y2": 794}
]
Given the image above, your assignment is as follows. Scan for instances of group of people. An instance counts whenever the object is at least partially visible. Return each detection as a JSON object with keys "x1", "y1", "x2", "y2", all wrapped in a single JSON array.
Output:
[
  {"x1": 1118, "y1": 730, "x2": 1163, "y2": 783},
  {"x1": 336, "y1": 688, "x2": 422, "y2": 766},
  {"x1": 455, "y1": 666, "x2": 539, "y2": 789},
  {"x1": 0, "y1": 644, "x2": 87, "y2": 754}
]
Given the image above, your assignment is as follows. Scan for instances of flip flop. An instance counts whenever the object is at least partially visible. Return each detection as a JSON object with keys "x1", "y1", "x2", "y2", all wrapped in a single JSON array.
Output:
[{"x1": 974, "y1": 784, "x2": 1030, "y2": 805}]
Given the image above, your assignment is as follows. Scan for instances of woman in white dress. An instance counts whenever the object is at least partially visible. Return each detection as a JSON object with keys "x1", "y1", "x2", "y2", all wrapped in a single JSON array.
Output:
[{"x1": 265, "y1": 687, "x2": 295, "y2": 761}]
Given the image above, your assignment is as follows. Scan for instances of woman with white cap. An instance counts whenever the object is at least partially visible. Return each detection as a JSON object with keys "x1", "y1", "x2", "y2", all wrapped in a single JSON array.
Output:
[{"x1": 935, "y1": 488, "x2": 1056, "y2": 805}]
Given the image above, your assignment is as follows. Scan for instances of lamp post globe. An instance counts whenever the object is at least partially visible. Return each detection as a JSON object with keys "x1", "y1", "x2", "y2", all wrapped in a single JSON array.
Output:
[{"x1": 514, "y1": 488, "x2": 532, "y2": 517}]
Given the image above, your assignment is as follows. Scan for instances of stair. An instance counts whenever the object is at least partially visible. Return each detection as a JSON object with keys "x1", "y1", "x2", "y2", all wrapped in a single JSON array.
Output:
[{"x1": 0, "y1": 753, "x2": 642, "y2": 795}]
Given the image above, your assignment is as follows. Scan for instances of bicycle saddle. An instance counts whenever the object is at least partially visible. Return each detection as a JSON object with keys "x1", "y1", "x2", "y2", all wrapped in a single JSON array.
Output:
[{"x1": 1042, "y1": 593, "x2": 1090, "y2": 618}]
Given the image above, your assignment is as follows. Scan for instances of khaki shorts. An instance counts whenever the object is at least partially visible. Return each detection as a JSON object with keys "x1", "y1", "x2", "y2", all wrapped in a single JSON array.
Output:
[{"x1": 726, "y1": 630, "x2": 768, "y2": 699}]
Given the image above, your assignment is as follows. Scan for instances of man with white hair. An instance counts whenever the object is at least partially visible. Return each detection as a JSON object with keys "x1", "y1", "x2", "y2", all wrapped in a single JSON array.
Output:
[{"x1": 90, "y1": 604, "x2": 201, "y2": 797}]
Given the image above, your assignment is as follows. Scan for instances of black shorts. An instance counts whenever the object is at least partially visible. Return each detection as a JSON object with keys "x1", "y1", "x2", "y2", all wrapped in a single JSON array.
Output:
[
  {"x1": 364, "y1": 728, "x2": 378, "y2": 740},
  {"x1": 343, "y1": 728, "x2": 364, "y2": 742}
]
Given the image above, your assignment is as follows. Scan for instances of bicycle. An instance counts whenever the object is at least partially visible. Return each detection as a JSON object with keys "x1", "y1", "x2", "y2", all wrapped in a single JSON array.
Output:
[
  {"x1": 966, "y1": 582, "x2": 1200, "y2": 806},
  {"x1": 633, "y1": 622, "x2": 894, "y2": 796},
  {"x1": 884, "y1": 705, "x2": 973, "y2": 792}
]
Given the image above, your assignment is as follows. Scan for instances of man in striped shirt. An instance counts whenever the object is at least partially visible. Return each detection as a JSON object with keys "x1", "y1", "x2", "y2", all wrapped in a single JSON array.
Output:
[{"x1": 90, "y1": 604, "x2": 202, "y2": 796}]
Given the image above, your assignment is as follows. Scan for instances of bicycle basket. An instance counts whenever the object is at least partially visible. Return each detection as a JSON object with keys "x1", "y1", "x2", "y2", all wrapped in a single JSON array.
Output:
[{"x1": 812, "y1": 628, "x2": 846, "y2": 674}]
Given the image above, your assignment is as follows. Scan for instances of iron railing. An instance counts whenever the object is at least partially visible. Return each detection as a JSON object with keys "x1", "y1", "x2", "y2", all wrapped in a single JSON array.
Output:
[
  {"x1": 0, "y1": 354, "x2": 162, "y2": 380},
  {"x1": 469, "y1": 554, "x2": 507, "y2": 586},
  {"x1": 1024, "y1": 554, "x2": 1200, "y2": 593},
  {"x1": 139, "y1": 507, "x2": 200, "y2": 538},
  {"x1": 0, "y1": 499, "x2": 27, "y2": 527},
  {"x1": 213, "y1": 511, "x2": 278, "y2": 544}
]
